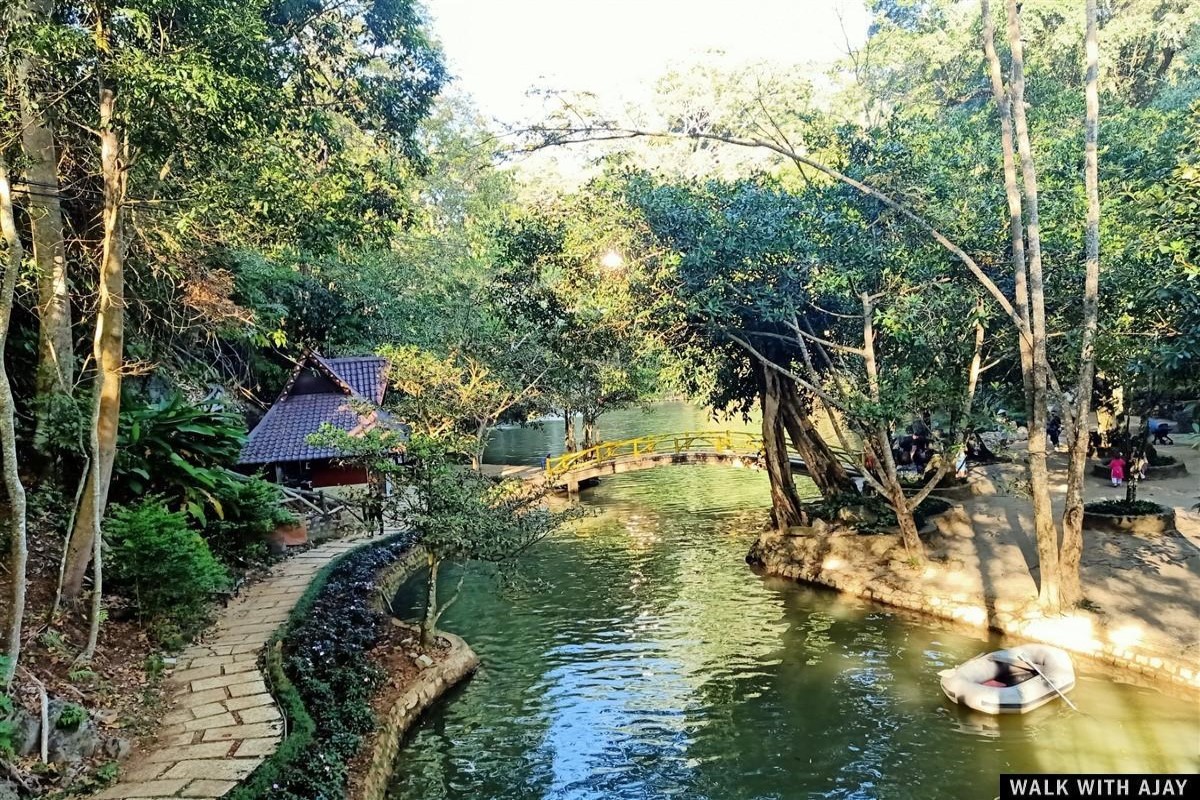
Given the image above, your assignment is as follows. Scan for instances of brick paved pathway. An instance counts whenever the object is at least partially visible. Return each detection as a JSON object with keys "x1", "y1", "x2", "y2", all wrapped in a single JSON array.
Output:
[{"x1": 96, "y1": 535, "x2": 371, "y2": 799}]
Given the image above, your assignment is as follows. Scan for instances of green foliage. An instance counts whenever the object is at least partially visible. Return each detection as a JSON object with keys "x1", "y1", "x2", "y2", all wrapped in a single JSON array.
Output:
[
  {"x1": 803, "y1": 493, "x2": 952, "y2": 534},
  {"x1": 228, "y1": 534, "x2": 414, "y2": 800},
  {"x1": 94, "y1": 761, "x2": 120, "y2": 786},
  {"x1": 104, "y1": 500, "x2": 229, "y2": 646},
  {"x1": 56, "y1": 703, "x2": 87, "y2": 731},
  {"x1": 203, "y1": 477, "x2": 296, "y2": 565},
  {"x1": 114, "y1": 394, "x2": 246, "y2": 524},
  {"x1": 1084, "y1": 499, "x2": 1165, "y2": 516},
  {"x1": 0, "y1": 657, "x2": 14, "y2": 759},
  {"x1": 0, "y1": 706, "x2": 14, "y2": 760},
  {"x1": 494, "y1": 195, "x2": 664, "y2": 427},
  {"x1": 392, "y1": 436, "x2": 569, "y2": 566}
]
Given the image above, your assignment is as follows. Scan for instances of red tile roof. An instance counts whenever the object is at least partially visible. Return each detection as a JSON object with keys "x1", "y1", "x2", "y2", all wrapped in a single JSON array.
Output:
[{"x1": 238, "y1": 353, "x2": 401, "y2": 465}]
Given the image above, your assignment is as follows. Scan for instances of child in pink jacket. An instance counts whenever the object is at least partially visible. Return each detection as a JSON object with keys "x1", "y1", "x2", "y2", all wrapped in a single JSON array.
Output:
[{"x1": 1109, "y1": 454, "x2": 1127, "y2": 487}]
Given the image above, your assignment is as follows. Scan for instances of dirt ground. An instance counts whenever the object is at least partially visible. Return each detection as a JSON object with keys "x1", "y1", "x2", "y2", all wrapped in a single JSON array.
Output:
[{"x1": 922, "y1": 433, "x2": 1200, "y2": 665}]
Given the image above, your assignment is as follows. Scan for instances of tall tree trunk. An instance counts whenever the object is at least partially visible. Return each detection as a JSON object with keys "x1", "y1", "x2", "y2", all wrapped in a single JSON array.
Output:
[
  {"x1": 17, "y1": 0, "x2": 74, "y2": 465},
  {"x1": 1061, "y1": 0, "x2": 1102, "y2": 607},
  {"x1": 562, "y1": 407, "x2": 577, "y2": 452},
  {"x1": 582, "y1": 412, "x2": 599, "y2": 450},
  {"x1": 981, "y1": 0, "x2": 1033, "y2": 414},
  {"x1": 61, "y1": 84, "x2": 125, "y2": 606},
  {"x1": 0, "y1": 159, "x2": 30, "y2": 684},
  {"x1": 1004, "y1": 0, "x2": 1060, "y2": 612},
  {"x1": 860, "y1": 294, "x2": 924, "y2": 561},
  {"x1": 777, "y1": 383, "x2": 856, "y2": 498},
  {"x1": 761, "y1": 368, "x2": 806, "y2": 530},
  {"x1": 421, "y1": 552, "x2": 439, "y2": 647}
]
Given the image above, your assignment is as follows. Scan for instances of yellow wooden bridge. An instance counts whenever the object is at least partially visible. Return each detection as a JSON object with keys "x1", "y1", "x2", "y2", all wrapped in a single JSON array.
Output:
[{"x1": 543, "y1": 430, "x2": 858, "y2": 490}]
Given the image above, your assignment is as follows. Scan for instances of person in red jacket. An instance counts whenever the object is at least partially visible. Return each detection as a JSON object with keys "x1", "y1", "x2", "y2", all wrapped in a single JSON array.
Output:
[{"x1": 1109, "y1": 453, "x2": 1127, "y2": 487}]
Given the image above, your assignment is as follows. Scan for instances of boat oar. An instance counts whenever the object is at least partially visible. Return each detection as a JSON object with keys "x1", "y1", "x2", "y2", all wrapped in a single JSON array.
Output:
[{"x1": 1009, "y1": 654, "x2": 1081, "y2": 713}]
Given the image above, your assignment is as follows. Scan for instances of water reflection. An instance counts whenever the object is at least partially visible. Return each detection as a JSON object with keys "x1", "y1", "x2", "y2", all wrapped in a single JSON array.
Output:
[{"x1": 387, "y1": 464, "x2": 1199, "y2": 800}]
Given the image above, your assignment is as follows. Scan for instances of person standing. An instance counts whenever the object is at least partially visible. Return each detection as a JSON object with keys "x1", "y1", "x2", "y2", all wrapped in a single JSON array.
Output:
[
  {"x1": 1109, "y1": 453, "x2": 1127, "y2": 487},
  {"x1": 1047, "y1": 414, "x2": 1062, "y2": 450},
  {"x1": 1134, "y1": 454, "x2": 1149, "y2": 480}
]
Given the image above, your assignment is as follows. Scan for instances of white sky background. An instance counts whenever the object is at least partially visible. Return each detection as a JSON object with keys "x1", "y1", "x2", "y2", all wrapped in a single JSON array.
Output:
[{"x1": 424, "y1": 0, "x2": 870, "y2": 126}]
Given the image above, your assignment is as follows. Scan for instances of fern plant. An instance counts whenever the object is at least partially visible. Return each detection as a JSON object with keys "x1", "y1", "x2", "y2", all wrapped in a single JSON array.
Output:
[{"x1": 114, "y1": 394, "x2": 246, "y2": 523}]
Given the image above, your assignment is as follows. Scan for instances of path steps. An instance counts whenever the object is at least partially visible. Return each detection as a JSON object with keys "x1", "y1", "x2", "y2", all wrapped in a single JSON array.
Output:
[{"x1": 96, "y1": 534, "x2": 372, "y2": 800}]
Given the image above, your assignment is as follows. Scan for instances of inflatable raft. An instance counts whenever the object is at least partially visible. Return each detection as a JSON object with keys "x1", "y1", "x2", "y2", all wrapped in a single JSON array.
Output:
[{"x1": 939, "y1": 645, "x2": 1075, "y2": 715}]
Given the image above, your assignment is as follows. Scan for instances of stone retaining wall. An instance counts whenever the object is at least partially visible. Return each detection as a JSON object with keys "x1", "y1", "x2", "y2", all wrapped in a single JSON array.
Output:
[
  {"x1": 1082, "y1": 508, "x2": 1177, "y2": 535},
  {"x1": 342, "y1": 544, "x2": 481, "y2": 800},
  {"x1": 748, "y1": 531, "x2": 1200, "y2": 694},
  {"x1": 353, "y1": 634, "x2": 480, "y2": 800}
]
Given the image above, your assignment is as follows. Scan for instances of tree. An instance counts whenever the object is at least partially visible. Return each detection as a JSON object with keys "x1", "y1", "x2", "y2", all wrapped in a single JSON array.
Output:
[
  {"x1": 400, "y1": 436, "x2": 566, "y2": 647},
  {"x1": 381, "y1": 344, "x2": 547, "y2": 469},
  {"x1": 308, "y1": 429, "x2": 570, "y2": 647},
  {"x1": 10, "y1": 0, "x2": 73, "y2": 465},
  {"x1": 524, "y1": 0, "x2": 1186, "y2": 608},
  {"x1": 494, "y1": 191, "x2": 663, "y2": 452},
  {"x1": 0, "y1": 158, "x2": 29, "y2": 683},
  {"x1": 44, "y1": 0, "x2": 447, "y2": 609}
]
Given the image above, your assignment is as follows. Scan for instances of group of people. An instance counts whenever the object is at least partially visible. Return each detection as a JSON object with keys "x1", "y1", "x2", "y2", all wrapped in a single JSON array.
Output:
[
  {"x1": 893, "y1": 410, "x2": 937, "y2": 473},
  {"x1": 884, "y1": 406, "x2": 1180, "y2": 489},
  {"x1": 1107, "y1": 452, "x2": 1151, "y2": 487}
]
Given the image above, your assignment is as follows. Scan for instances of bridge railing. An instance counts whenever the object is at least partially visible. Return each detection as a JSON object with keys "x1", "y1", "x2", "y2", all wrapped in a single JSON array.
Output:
[
  {"x1": 545, "y1": 430, "x2": 764, "y2": 481},
  {"x1": 544, "y1": 429, "x2": 861, "y2": 483}
]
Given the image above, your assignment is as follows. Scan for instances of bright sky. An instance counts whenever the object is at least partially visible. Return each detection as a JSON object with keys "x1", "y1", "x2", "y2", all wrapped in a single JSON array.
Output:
[{"x1": 423, "y1": 0, "x2": 869, "y2": 126}]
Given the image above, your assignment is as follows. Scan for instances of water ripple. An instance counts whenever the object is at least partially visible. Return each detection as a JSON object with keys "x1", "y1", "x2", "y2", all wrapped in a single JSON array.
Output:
[{"x1": 387, "y1": 467, "x2": 1199, "y2": 800}]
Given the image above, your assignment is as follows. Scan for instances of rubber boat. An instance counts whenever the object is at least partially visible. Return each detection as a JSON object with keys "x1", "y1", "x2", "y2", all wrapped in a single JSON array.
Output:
[{"x1": 939, "y1": 644, "x2": 1075, "y2": 715}]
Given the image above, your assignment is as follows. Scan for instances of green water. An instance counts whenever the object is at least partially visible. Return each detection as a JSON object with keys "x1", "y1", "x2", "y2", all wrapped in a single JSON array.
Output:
[
  {"x1": 483, "y1": 401, "x2": 760, "y2": 466},
  {"x1": 386, "y1": 407, "x2": 1199, "y2": 800}
]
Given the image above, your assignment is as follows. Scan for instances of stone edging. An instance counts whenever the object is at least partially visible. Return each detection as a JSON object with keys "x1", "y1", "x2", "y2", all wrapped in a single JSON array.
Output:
[
  {"x1": 347, "y1": 545, "x2": 481, "y2": 800},
  {"x1": 354, "y1": 633, "x2": 480, "y2": 800},
  {"x1": 748, "y1": 534, "x2": 1200, "y2": 694},
  {"x1": 94, "y1": 535, "x2": 372, "y2": 800},
  {"x1": 1082, "y1": 507, "x2": 1177, "y2": 535}
]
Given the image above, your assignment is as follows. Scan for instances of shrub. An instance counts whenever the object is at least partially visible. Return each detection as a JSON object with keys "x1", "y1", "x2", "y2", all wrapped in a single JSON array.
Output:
[
  {"x1": 803, "y1": 493, "x2": 951, "y2": 535},
  {"x1": 1084, "y1": 499, "x2": 1164, "y2": 516},
  {"x1": 104, "y1": 500, "x2": 229, "y2": 645},
  {"x1": 229, "y1": 533, "x2": 415, "y2": 800},
  {"x1": 56, "y1": 703, "x2": 87, "y2": 731},
  {"x1": 114, "y1": 393, "x2": 246, "y2": 524},
  {"x1": 204, "y1": 477, "x2": 298, "y2": 565}
]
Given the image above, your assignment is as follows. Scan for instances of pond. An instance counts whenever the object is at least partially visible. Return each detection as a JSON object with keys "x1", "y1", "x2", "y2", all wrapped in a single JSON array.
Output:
[
  {"x1": 482, "y1": 400, "x2": 762, "y2": 466},
  {"x1": 387, "y1": 408, "x2": 1198, "y2": 800}
]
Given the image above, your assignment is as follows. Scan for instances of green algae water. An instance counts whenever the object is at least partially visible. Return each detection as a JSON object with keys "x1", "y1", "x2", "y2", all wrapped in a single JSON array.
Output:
[
  {"x1": 481, "y1": 400, "x2": 762, "y2": 466},
  {"x1": 386, "y1": 407, "x2": 1199, "y2": 800}
]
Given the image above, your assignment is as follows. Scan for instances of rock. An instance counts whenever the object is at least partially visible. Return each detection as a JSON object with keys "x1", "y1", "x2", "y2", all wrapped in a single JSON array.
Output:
[
  {"x1": 415, "y1": 654, "x2": 434, "y2": 669},
  {"x1": 836, "y1": 504, "x2": 879, "y2": 525},
  {"x1": 9, "y1": 707, "x2": 41, "y2": 757},
  {"x1": 0, "y1": 780, "x2": 21, "y2": 800},
  {"x1": 103, "y1": 735, "x2": 131, "y2": 760},
  {"x1": 810, "y1": 519, "x2": 830, "y2": 536},
  {"x1": 46, "y1": 699, "x2": 102, "y2": 765}
]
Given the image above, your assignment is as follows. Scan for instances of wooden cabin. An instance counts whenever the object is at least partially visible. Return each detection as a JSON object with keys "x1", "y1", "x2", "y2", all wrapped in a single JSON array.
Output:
[{"x1": 238, "y1": 352, "x2": 404, "y2": 487}]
